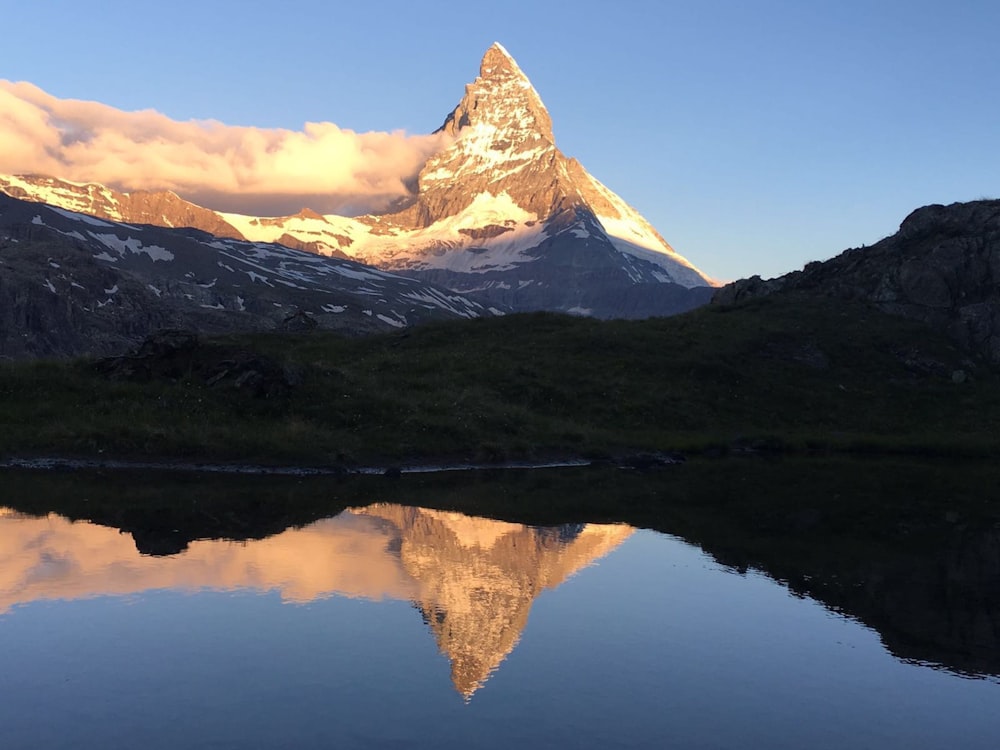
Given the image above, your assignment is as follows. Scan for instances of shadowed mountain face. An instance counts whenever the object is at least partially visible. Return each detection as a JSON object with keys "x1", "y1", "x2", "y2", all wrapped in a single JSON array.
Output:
[
  {"x1": 0, "y1": 192, "x2": 491, "y2": 358},
  {"x1": 1, "y1": 44, "x2": 715, "y2": 320},
  {"x1": 0, "y1": 503, "x2": 632, "y2": 698}
]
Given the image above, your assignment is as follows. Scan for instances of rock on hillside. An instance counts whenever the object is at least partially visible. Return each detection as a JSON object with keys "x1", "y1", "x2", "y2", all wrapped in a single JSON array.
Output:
[{"x1": 714, "y1": 199, "x2": 1000, "y2": 363}]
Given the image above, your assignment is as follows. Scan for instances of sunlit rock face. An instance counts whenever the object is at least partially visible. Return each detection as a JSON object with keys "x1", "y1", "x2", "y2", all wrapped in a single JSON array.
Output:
[
  {"x1": 0, "y1": 504, "x2": 632, "y2": 697},
  {"x1": 0, "y1": 175, "x2": 245, "y2": 239},
  {"x1": 392, "y1": 42, "x2": 563, "y2": 226},
  {"x1": 378, "y1": 43, "x2": 708, "y2": 283}
]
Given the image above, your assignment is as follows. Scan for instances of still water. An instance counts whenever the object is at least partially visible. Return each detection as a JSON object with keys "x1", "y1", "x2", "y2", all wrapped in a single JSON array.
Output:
[{"x1": 0, "y1": 492, "x2": 998, "y2": 749}]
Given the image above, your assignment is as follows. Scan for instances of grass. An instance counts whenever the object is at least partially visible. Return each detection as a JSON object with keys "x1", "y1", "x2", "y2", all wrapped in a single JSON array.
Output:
[{"x1": 1, "y1": 292, "x2": 998, "y2": 465}]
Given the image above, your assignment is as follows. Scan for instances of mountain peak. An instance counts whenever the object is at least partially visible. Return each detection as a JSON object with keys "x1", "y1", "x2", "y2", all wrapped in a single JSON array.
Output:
[
  {"x1": 363, "y1": 43, "x2": 715, "y2": 301},
  {"x1": 436, "y1": 43, "x2": 553, "y2": 142},
  {"x1": 480, "y1": 42, "x2": 522, "y2": 78}
]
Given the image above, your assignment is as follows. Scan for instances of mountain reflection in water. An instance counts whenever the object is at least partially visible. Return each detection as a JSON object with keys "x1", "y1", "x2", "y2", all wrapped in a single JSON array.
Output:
[{"x1": 0, "y1": 504, "x2": 631, "y2": 698}]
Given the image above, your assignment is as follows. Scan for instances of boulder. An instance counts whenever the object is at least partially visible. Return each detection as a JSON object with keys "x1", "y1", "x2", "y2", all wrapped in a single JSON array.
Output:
[{"x1": 94, "y1": 329, "x2": 301, "y2": 398}]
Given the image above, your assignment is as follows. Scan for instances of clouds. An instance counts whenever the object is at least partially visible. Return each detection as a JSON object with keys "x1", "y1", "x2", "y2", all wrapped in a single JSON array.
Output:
[{"x1": 0, "y1": 81, "x2": 450, "y2": 216}]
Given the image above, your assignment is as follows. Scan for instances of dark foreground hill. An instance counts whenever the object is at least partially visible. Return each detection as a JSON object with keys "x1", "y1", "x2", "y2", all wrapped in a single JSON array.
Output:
[{"x1": 1, "y1": 291, "x2": 997, "y2": 466}]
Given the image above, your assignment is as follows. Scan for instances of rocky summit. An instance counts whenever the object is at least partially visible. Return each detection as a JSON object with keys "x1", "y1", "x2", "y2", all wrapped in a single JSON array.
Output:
[
  {"x1": 714, "y1": 199, "x2": 1000, "y2": 363},
  {"x1": 351, "y1": 42, "x2": 716, "y2": 317},
  {"x1": 1, "y1": 44, "x2": 716, "y2": 320}
]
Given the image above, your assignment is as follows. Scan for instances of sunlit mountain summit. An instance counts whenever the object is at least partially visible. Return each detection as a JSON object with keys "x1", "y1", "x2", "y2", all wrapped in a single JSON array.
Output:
[
  {"x1": 0, "y1": 504, "x2": 632, "y2": 698},
  {"x1": 1, "y1": 43, "x2": 715, "y2": 323}
]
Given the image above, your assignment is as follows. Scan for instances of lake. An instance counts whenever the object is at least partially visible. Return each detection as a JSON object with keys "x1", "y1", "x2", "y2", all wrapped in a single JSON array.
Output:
[{"x1": 0, "y1": 461, "x2": 998, "y2": 748}]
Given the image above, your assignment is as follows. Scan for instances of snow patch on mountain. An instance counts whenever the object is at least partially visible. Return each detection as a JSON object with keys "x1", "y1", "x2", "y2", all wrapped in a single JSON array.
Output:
[
  {"x1": 357, "y1": 191, "x2": 541, "y2": 272},
  {"x1": 89, "y1": 233, "x2": 174, "y2": 262},
  {"x1": 224, "y1": 191, "x2": 543, "y2": 273},
  {"x1": 427, "y1": 121, "x2": 550, "y2": 183},
  {"x1": 49, "y1": 206, "x2": 117, "y2": 228}
]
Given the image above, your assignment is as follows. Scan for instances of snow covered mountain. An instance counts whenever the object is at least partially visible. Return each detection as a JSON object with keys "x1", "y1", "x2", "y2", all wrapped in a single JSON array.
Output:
[
  {"x1": 360, "y1": 45, "x2": 711, "y2": 284},
  {"x1": 1, "y1": 43, "x2": 716, "y2": 318},
  {"x1": 0, "y1": 192, "x2": 491, "y2": 358}
]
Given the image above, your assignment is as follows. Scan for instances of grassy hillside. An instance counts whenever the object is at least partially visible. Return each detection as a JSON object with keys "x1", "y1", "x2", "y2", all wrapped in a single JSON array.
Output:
[{"x1": 1, "y1": 292, "x2": 998, "y2": 465}]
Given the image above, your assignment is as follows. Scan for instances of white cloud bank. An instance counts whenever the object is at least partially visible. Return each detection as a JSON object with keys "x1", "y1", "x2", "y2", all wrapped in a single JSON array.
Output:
[{"x1": 0, "y1": 81, "x2": 449, "y2": 216}]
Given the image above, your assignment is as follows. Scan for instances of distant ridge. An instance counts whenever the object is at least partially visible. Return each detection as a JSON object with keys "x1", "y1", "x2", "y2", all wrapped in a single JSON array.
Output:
[{"x1": 0, "y1": 192, "x2": 493, "y2": 358}]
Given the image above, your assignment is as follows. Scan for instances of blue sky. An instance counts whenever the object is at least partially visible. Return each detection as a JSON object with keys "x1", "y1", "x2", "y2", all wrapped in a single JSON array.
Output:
[{"x1": 4, "y1": 0, "x2": 998, "y2": 281}]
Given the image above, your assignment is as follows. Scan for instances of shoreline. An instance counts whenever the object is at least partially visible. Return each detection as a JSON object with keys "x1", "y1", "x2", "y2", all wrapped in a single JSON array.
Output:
[
  {"x1": 1, "y1": 441, "x2": 995, "y2": 479},
  {"x1": 0, "y1": 455, "x2": 602, "y2": 477}
]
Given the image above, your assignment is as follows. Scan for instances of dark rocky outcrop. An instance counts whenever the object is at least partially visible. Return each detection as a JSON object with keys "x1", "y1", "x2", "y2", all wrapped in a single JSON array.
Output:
[
  {"x1": 279, "y1": 310, "x2": 319, "y2": 332},
  {"x1": 94, "y1": 329, "x2": 302, "y2": 398},
  {"x1": 714, "y1": 199, "x2": 1000, "y2": 362}
]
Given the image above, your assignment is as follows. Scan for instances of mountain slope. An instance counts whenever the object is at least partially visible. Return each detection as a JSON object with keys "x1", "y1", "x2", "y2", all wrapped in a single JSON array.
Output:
[
  {"x1": 1, "y1": 44, "x2": 716, "y2": 319},
  {"x1": 714, "y1": 198, "x2": 1000, "y2": 363},
  {"x1": 0, "y1": 193, "x2": 492, "y2": 358}
]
